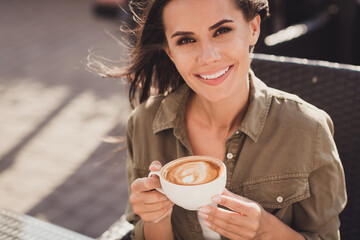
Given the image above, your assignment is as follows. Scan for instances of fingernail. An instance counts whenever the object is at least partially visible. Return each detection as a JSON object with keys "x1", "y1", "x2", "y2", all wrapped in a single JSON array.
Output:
[
  {"x1": 212, "y1": 195, "x2": 221, "y2": 203},
  {"x1": 199, "y1": 207, "x2": 210, "y2": 214},
  {"x1": 198, "y1": 212, "x2": 208, "y2": 219},
  {"x1": 204, "y1": 221, "x2": 211, "y2": 228},
  {"x1": 150, "y1": 164, "x2": 159, "y2": 169}
]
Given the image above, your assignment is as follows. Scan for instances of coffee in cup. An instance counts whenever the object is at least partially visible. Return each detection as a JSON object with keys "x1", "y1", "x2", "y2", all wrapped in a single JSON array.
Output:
[
  {"x1": 149, "y1": 156, "x2": 226, "y2": 210},
  {"x1": 163, "y1": 159, "x2": 221, "y2": 185}
]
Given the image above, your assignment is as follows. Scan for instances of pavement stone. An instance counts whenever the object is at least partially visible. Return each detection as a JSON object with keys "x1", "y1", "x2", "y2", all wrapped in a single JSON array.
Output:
[{"x1": 0, "y1": 0, "x2": 132, "y2": 238}]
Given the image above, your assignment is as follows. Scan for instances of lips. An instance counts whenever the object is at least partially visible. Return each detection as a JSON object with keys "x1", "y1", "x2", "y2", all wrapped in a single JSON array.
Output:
[{"x1": 196, "y1": 65, "x2": 233, "y2": 86}]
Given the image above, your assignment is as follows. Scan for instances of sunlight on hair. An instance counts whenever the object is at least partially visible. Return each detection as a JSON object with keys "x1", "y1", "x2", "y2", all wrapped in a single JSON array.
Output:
[{"x1": 87, "y1": 48, "x2": 125, "y2": 79}]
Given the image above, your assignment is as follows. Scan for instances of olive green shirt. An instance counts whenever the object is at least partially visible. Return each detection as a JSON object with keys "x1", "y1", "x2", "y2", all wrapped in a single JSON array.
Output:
[{"x1": 125, "y1": 72, "x2": 347, "y2": 240}]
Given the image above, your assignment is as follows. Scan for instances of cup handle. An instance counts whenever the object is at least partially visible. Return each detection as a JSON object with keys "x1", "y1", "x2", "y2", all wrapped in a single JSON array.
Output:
[{"x1": 148, "y1": 171, "x2": 165, "y2": 195}]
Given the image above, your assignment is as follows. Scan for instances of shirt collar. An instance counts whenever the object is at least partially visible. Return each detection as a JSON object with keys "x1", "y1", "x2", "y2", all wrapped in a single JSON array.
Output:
[
  {"x1": 153, "y1": 83, "x2": 190, "y2": 134},
  {"x1": 153, "y1": 71, "x2": 272, "y2": 142},
  {"x1": 239, "y1": 71, "x2": 272, "y2": 142}
]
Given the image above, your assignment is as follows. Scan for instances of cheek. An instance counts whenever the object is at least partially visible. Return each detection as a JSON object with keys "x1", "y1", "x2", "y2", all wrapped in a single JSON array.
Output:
[
  {"x1": 170, "y1": 52, "x2": 194, "y2": 76},
  {"x1": 226, "y1": 39, "x2": 251, "y2": 61}
]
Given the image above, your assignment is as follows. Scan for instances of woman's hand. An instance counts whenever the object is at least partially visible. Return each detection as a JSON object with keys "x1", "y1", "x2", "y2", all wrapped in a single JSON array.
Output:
[
  {"x1": 198, "y1": 189, "x2": 305, "y2": 240},
  {"x1": 129, "y1": 161, "x2": 174, "y2": 223}
]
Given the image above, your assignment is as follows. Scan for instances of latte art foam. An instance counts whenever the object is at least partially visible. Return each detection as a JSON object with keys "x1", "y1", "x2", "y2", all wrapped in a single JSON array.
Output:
[{"x1": 164, "y1": 160, "x2": 220, "y2": 185}]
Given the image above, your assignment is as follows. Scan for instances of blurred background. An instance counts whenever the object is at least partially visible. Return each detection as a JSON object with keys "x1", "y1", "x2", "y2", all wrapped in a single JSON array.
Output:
[
  {"x1": 0, "y1": 0, "x2": 359, "y2": 238},
  {"x1": 256, "y1": 0, "x2": 360, "y2": 65},
  {"x1": 0, "y1": 0, "x2": 131, "y2": 238}
]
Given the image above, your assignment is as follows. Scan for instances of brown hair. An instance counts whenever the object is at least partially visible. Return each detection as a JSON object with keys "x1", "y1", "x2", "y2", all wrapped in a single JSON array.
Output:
[{"x1": 91, "y1": 0, "x2": 269, "y2": 108}]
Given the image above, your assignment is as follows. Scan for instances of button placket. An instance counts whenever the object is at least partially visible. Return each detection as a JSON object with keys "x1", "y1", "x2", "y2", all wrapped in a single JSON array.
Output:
[{"x1": 224, "y1": 131, "x2": 245, "y2": 187}]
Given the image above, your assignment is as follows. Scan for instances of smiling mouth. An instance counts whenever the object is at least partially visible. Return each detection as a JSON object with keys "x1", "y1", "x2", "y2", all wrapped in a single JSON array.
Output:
[{"x1": 198, "y1": 66, "x2": 231, "y2": 80}]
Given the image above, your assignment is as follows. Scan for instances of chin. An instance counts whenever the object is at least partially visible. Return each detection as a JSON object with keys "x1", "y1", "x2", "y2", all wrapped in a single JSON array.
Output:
[{"x1": 202, "y1": 91, "x2": 231, "y2": 103}]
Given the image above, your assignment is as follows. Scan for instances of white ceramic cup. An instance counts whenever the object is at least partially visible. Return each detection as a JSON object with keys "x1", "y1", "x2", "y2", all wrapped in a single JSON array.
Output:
[{"x1": 148, "y1": 156, "x2": 227, "y2": 211}]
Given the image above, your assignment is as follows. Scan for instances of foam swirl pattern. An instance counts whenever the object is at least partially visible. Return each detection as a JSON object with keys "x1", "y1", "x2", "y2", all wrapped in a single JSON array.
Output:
[{"x1": 165, "y1": 161, "x2": 219, "y2": 185}]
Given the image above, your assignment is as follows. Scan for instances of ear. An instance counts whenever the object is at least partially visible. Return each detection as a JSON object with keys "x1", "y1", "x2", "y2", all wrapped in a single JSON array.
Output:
[
  {"x1": 249, "y1": 14, "x2": 261, "y2": 45},
  {"x1": 164, "y1": 46, "x2": 174, "y2": 61}
]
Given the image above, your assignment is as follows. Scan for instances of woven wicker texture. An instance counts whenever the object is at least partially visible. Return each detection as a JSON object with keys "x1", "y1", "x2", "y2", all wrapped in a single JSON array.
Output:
[
  {"x1": 99, "y1": 54, "x2": 359, "y2": 240},
  {"x1": 251, "y1": 54, "x2": 360, "y2": 239},
  {"x1": 0, "y1": 209, "x2": 94, "y2": 240}
]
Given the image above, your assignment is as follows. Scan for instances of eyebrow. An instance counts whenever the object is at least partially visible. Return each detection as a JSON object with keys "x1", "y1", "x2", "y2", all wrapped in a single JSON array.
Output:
[
  {"x1": 171, "y1": 19, "x2": 234, "y2": 38},
  {"x1": 209, "y1": 19, "x2": 234, "y2": 30}
]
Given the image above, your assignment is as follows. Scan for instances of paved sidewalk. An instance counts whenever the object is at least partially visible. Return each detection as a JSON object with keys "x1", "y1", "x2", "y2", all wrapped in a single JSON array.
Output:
[{"x1": 0, "y1": 0, "x2": 132, "y2": 238}]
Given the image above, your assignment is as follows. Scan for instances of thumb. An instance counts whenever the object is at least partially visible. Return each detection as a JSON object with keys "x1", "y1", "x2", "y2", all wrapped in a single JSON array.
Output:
[
  {"x1": 222, "y1": 188, "x2": 235, "y2": 197},
  {"x1": 222, "y1": 188, "x2": 254, "y2": 204},
  {"x1": 149, "y1": 160, "x2": 162, "y2": 172}
]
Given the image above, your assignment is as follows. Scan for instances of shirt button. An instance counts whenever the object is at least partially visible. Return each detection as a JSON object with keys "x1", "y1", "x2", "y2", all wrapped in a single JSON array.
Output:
[
  {"x1": 277, "y1": 196, "x2": 283, "y2": 203},
  {"x1": 235, "y1": 130, "x2": 240, "y2": 134},
  {"x1": 226, "y1": 153, "x2": 234, "y2": 159}
]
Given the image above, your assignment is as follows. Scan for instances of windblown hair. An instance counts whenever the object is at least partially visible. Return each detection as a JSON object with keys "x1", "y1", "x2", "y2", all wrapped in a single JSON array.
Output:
[{"x1": 90, "y1": 0, "x2": 269, "y2": 108}]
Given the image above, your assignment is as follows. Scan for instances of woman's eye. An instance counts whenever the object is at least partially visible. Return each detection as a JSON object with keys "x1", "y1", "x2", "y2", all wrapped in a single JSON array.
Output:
[
  {"x1": 176, "y1": 37, "x2": 195, "y2": 46},
  {"x1": 214, "y1": 27, "x2": 231, "y2": 37}
]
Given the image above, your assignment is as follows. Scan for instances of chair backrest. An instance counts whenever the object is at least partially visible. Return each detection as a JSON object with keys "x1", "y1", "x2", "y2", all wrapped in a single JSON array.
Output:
[
  {"x1": 99, "y1": 54, "x2": 359, "y2": 240},
  {"x1": 251, "y1": 53, "x2": 360, "y2": 239}
]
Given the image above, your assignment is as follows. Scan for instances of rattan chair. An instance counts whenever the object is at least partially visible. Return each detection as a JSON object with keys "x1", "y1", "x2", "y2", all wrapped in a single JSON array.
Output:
[
  {"x1": 99, "y1": 53, "x2": 360, "y2": 240},
  {"x1": 251, "y1": 53, "x2": 360, "y2": 240}
]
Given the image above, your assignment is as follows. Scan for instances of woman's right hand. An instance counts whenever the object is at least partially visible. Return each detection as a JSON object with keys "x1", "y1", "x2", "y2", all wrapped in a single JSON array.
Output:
[{"x1": 129, "y1": 161, "x2": 174, "y2": 223}]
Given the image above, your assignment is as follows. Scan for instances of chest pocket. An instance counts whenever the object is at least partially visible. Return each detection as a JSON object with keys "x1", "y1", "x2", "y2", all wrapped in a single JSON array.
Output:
[{"x1": 242, "y1": 176, "x2": 310, "y2": 209}]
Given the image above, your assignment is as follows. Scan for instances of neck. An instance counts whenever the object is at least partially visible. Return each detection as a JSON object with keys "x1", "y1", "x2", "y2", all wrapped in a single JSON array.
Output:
[{"x1": 187, "y1": 85, "x2": 250, "y2": 135}]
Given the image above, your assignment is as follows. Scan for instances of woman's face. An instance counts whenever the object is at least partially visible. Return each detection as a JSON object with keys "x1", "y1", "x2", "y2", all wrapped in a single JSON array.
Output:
[{"x1": 163, "y1": 0, "x2": 260, "y2": 103}]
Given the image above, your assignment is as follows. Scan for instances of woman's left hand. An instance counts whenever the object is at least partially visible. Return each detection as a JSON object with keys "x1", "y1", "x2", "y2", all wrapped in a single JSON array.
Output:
[{"x1": 198, "y1": 189, "x2": 270, "y2": 240}]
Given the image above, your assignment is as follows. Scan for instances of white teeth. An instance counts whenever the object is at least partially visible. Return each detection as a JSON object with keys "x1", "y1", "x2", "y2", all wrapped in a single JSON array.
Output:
[{"x1": 199, "y1": 66, "x2": 230, "y2": 80}]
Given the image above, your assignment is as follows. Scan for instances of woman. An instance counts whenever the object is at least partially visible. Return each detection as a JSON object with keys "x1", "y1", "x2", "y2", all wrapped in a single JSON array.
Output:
[{"x1": 103, "y1": 0, "x2": 347, "y2": 239}]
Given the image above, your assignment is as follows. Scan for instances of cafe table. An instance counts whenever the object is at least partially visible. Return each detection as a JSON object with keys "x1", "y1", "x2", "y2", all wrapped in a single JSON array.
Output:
[{"x1": 0, "y1": 208, "x2": 94, "y2": 240}]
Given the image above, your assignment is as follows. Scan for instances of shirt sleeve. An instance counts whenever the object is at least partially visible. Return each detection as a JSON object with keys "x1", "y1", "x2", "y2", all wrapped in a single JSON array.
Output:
[
  {"x1": 124, "y1": 115, "x2": 146, "y2": 240},
  {"x1": 294, "y1": 112, "x2": 347, "y2": 240}
]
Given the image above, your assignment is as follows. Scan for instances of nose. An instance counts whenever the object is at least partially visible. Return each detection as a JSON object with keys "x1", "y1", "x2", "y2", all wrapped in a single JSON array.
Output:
[{"x1": 197, "y1": 41, "x2": 221, "y2": 65}]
